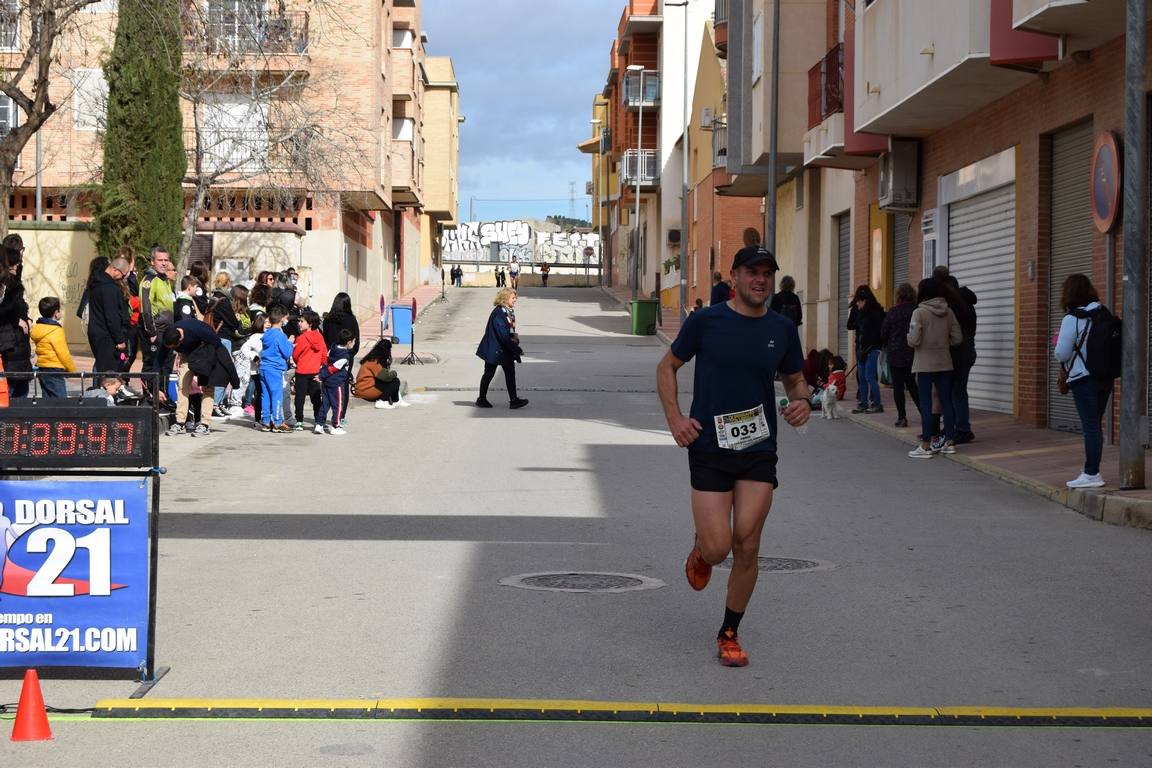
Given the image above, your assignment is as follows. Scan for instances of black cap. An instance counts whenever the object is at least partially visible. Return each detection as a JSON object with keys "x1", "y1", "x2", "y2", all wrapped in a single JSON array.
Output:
[{"x1": 731, "y1": 245, "x2": 779, "y2": 272}]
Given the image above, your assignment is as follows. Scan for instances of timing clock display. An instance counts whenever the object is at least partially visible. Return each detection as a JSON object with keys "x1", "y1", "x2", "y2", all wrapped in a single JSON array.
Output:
[{"x1": 0, "y1": 407, "x2": 152, "y2": 469}]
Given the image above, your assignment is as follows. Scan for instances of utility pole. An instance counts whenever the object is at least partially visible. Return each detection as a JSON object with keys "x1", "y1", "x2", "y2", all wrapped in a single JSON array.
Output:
[
  {"x1": 764, "y1": 0, "x2": 781, "y2": 255},
  {"x1": 1119, "y1": 0, "x2": 1148, "y2": 489},
  {"x1": 569, "y1": 181, "x2": 576, "y2": 221}
]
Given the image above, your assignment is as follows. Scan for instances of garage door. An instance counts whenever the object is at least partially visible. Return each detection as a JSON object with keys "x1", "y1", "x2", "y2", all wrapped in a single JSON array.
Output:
[
  {"x1": 893, "y1": 213, "x2": 911, "y2": 296},
  {"x1": 947, "y1": 184, "x2": 1016, "y2": 413},
  {"x1": 836, "y1": 212, "x2": 851, "y2": 358},
  {"x1": 1047, "y1": 122, "x2": 1095, "y2": 432}
]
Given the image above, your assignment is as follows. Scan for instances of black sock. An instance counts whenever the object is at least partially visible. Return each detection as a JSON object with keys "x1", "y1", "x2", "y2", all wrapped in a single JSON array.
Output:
[{"x1": 719, "y1": 607, "x2": 744, "y2": 637}]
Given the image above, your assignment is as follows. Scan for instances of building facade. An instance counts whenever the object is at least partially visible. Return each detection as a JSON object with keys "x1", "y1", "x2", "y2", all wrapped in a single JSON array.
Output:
[{"x1": 9, "y1": 0, "x2": 457, "y2": 336}]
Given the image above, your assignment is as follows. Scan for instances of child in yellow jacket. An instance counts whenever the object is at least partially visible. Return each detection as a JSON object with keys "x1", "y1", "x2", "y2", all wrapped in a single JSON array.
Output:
[{"x1": 30, "y1": 296, "x2": 76, "y2": 398}]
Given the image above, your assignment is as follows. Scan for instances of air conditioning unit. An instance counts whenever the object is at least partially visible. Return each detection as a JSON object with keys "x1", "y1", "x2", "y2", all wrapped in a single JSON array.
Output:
[
  {"x1": 700, "y1": 106, "x2": 713, "y2": 129},
  {"x1": 878, "y1": 138, "x2": 920, "y2": 212},
  {"x1": 668, "y1": 228, "x2": 681, "y2": 245}
]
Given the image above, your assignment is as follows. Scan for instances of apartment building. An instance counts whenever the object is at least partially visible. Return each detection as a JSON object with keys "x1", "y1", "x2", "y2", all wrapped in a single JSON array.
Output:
[
  {"x1": 720, "y1": 0, "x2": 857, "y2": 354},
  {"x1": 8, "y1": 0, "x2": 457, "y2": 340},
  {"x1": 817, "y1": 0, "x2": 1150, "y2": 433},
  {"x1": 420, "y1": 56, "x2": 460, "y2": 286}
]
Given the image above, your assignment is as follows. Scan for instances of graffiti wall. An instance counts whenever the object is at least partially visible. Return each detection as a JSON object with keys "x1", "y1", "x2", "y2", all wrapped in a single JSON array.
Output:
[{"x1": 443, "y1": 220, "x2": 600, "y2": 264}]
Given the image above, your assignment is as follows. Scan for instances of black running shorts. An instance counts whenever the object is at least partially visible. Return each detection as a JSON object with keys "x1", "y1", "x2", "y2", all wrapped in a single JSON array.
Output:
[{"x1": 688, "y1": 450, "x2": 779, "y2": 492}]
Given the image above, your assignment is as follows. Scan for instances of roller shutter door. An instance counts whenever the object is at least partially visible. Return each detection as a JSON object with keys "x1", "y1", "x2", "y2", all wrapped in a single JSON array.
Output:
[
  {"x1": 947, "y1": 184, "x2": 1016, "y2": 414},
  {"x1": 836, "y1": 212, "x2": 851, "y2": 358},
  {"x1": 893, "y1": 213, "x2": 911, "y2": 293},
  {"x1": 1047, "y1": 122, "x2": 1095, "y2": 432}
]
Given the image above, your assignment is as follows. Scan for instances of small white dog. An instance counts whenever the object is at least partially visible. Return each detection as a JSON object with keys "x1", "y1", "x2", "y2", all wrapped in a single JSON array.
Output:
[{"x1": 820, "y1": 384, "x2": 841, "y2": 419}]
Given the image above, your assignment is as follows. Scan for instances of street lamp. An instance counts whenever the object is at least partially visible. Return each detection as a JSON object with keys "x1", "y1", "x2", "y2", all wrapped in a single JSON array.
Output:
[
  {"x1": 626, "y1": 63, "x2": 645, "y2": 301},
  {"x1": 591, "y1": 118, "x2": 608, "y2": 287}
]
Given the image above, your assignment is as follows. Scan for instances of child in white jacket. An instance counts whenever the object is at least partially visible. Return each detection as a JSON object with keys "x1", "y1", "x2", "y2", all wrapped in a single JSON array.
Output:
[{"x1": 230, "y1": 316, "x2": 268, "y2": 414}]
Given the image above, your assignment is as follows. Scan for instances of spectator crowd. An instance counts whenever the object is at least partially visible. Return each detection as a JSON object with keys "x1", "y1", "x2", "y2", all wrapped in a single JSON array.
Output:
[{"x1": 0, "y1": 241, "x2": 407, "y2": 433}]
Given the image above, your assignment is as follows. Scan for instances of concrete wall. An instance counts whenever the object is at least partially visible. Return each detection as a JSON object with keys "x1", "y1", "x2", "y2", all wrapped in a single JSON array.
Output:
[{"x1": 14, "y1": 225, "x2": 98, "y2": 345}]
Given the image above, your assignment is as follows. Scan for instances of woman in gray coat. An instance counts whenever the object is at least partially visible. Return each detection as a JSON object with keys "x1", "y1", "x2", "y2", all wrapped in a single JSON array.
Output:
[{"x1": 906, "y1": 277, "x2": 962, "y2": 458}]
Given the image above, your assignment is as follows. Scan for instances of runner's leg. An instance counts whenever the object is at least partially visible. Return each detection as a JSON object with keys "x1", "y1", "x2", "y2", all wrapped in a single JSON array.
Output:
[
  {"x1": 690, "y1": 489, "x2": 734, "y2": 564},
  {"x1": 724, "y1": 480, "x2": 774, "y2": 612}
]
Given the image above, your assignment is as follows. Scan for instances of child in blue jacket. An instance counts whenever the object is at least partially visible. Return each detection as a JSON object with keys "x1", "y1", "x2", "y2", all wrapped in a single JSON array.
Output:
[
  {"x1": 259, "y1": 306, "x2": 294, "y2": 432},
  {"x1": 315, "y1": 329, "x2": 355, "y2": 435}
]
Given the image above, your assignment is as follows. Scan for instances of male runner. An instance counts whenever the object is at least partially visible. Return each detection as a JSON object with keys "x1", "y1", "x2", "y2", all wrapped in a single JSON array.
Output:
[{"x1": 656, "y1": 245, "x2": 810, "y2": 667}]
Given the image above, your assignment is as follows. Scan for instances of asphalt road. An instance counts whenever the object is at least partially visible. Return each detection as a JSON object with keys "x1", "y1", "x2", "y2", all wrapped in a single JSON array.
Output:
[{"x1": 3, "y1": 286, "x2": 1151, "y2": 767}]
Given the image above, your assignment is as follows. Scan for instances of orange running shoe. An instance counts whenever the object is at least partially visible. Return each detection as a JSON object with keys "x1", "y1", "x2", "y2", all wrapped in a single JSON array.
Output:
[
  {"x1": 716, "y1": 629, "x2": 749, "y2": 667},
  {"x1": 685, "y1": 542, "x2": 712, "y2": 591}
]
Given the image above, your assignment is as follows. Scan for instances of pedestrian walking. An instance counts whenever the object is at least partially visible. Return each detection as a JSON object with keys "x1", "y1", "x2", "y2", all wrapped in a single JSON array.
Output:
[
  {"x1": 509, "y1": 258, "x2": 521, "y2": 290},
  {"x1": 880, "y1": 282, "x2": 921, "y2": 428},
  {"x1": 656, "y1": 244, "x2": 809, "y2": 667},
  {"x1": 768, "y1": 275, "x2": 802, "y2": 326},
  {"x1": 906, "y1": 277, "x2": 962, "y2": 458},
  {"x1": 1054, "y1": 273, "x2": 1113, "y2": 489},
  {"x1": 475, "y1": 287, "x2": 528, "y2": 409},
  {"x1": 540, "y1": 262, "x2": 550, "y2": 287}
]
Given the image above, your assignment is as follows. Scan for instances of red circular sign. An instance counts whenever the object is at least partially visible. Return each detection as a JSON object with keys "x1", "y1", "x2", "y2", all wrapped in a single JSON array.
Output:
[{"x1": 1091, "y1": 131, "x2": 1121, "y2": 234}]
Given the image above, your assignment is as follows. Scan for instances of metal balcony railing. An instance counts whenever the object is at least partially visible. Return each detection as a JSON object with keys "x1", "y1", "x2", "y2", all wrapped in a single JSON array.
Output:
[
  {"x1": 807, "y1": 43, "x2": 844, "y2": 130},
  {"x1": 714, "y1": 0, "x2": 729, "y2": 24},
  {"x1": 187, "y1": 9, "x2": 310, "y2": 56},
  {"x1": 186, "y1": 128, "x2": 270, "y2": 174},
  {"x1": 620, "y1": 149, "x2": 659, "y2": 185},
  {"x1": 622, "y1": 71, "x2": 660, "y2": 108},
  {"x1": 711, "y1": 120, "x2": 728, "y2": 169}
]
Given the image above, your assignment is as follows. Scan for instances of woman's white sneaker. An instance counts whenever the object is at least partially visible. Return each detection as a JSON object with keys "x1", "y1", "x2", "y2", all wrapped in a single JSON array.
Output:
[
  {"x1": 375, "y1": 400, "x2": 396, "y2": 409},
  {"x1": 395, "y1": 398, "x2": 411, "y2": 407},
  {"x1": 908, "y1": 445, "x2": 935, "y2": 459},
  {"x1": 1066, "y1": 473, "x2": 1105, "y2": 488}
]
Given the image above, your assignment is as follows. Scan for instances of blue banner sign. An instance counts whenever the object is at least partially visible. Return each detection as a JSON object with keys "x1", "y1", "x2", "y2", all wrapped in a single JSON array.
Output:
[{"x1": 0, "y1": 480, "x2": 149, "y2": 670}]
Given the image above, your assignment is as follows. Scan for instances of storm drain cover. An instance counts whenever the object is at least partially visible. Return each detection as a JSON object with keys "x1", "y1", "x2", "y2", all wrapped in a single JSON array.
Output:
[
  {"x1": 715, "y1": 557, "x2": 832, "y2": 573},
  {"x1": 501, "y1": 572, "x2": 665, "y2": 593}
]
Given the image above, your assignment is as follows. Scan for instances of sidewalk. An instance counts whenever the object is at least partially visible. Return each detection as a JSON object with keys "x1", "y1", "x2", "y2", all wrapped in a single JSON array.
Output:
[
  {"x1": 601, "y1": 284, "x2": 1152, "y2": 530},
  {"x1": 358, "y1": 282, "x2": 446, "y2": 345},
  {"x1": 601, "y1": 284, "x2": 682, "y2": 345}
]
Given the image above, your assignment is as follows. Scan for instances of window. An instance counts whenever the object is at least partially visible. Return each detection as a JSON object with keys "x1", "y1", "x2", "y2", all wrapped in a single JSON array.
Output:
[
  {"x1": 392, "y1": 28, "x2": 414, "y2": 49},
  {"x1": 392, "y1": 117, "x2": 414, "y2": 141},
  {"x1": 71, "y1": 69, "x2": 108, "y2": 131},
  {"x1": 0, "y1": 93, "x2": 16, "y2": 137},
  {"x1": 752, "y1": 13, "x2": 763, "y2": 82},
  {"x1": 0, "y1": 0, "x2": 17, "y2": 50},
  {"x1": 201, "y1": 94, "x2": 269, "y2": 172}
]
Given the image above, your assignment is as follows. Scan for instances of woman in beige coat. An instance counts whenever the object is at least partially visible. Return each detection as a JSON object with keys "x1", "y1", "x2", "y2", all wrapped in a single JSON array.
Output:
[{"x1": 906, "y1": 277, "x2": 963, "y2": 458}]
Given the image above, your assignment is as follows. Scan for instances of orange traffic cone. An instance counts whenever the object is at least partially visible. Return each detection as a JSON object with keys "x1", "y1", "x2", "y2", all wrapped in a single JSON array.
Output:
[{"x1": 10, "y1": 669, "x2": 52, "y2": 741}]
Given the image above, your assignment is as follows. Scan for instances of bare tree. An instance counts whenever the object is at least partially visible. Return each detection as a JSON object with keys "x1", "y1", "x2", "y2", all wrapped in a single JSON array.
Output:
[
  {"x1": 0, "y1": 0, "x2": 105, "y2": 235},
  {"x1": 175, "y1": 0, "x2": 368, "y2": 269}
]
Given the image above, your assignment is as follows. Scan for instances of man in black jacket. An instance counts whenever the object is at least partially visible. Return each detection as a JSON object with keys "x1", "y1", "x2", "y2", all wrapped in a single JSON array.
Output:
[
  {"x1": 163, "y1": 318, "x2": 223, "y2": 437},
  {"x1": 87, "y1": 257, "x2": 131, "y2": 385}
]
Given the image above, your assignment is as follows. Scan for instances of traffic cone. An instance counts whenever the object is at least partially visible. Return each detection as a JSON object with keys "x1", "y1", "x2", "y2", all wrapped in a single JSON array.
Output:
[{"x1": 10, "y1": 669, "x2": 52, "y2": 741}]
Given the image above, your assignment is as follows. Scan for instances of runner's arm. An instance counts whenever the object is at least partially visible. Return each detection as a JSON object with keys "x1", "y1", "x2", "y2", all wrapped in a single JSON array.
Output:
[
  {"x1": 779, "y1": 371, "x2": 811, "y2": 427},
  {"x1": 657, "y1": 350, "x2": 702, "y2": 447}
]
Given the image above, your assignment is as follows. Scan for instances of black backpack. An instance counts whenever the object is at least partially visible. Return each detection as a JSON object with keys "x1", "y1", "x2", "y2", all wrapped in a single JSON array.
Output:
[{"x1": 1070, "y1": 306, "x2": 1121, "y2": 380}]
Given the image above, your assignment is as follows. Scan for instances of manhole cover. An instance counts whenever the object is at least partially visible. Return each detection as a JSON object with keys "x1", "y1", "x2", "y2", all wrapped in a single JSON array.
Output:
[
  {"x1": 501, "y1": 572, "x2": 665, "y2": 593},
  {"x1": 715, "y1": 557, "x2": 832, "y2": 573}
]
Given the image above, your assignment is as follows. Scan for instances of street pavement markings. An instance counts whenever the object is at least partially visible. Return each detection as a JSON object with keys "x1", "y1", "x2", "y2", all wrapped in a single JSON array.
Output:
[{"x1": 89, "y1": 699, "x2": 1152, "y2": 727}]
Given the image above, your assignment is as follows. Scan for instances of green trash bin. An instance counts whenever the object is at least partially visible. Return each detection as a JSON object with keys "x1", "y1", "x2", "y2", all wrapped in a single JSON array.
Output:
[{"x1": 629, "y1": 299, "x2": 659, "y2": 335}]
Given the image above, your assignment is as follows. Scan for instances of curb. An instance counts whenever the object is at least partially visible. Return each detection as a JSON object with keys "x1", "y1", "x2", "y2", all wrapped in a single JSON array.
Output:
[{"x1": 846, "y1": 413, "x2": 1152, "y2": 530}]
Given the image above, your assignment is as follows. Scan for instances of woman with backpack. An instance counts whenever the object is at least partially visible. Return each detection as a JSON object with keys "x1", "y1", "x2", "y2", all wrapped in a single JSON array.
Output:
[{"x1": 1054, "y1": 274, "x2": 1112, "y2": 489}]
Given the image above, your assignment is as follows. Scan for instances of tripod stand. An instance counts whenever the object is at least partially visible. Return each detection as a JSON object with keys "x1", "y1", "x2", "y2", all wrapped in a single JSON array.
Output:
[{"x1": 399, "y1": 320, "x2": 423, "y2": 365}]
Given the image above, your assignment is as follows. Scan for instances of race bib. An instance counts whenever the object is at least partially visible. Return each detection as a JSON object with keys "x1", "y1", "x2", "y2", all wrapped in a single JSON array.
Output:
[{"x1": 714, "y1": 405, "x2": 771, "y2": 451}]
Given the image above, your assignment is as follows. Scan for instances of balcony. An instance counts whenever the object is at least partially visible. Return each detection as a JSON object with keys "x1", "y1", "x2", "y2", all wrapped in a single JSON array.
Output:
[
  {"x1": 1013, "y1": 0, "x2": 1141, "y2": 54},
  {"x1": 184, "y1": 8, "x2": 310, "y2": 58},
  {"x1": 714, "y1": 0, "x2": 729, "y2": 56},
  {"x1": 186, "y1": 128, "x2": 269, "y2": 175},
  {"x1": 622, "y1": 70, "x2": 660, "y2": 109},
  {"x1": 856, "y1": 0, "x2": 1034, "y2": 136},
  {"x1": 620, "y1": 149, "x2": 659, "y2": 186},
  {"x1": 712, "y1": 120, "x2": 728, "y2": 169},
  {"x1": 807, "y1": 43, "x2": 843, "y2": 130},
  {"x1": 618, "y1": 0, "x2": 661, "y2": 44}
]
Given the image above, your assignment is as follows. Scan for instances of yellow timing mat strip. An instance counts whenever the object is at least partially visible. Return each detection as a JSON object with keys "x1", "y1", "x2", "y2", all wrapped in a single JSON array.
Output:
[{"x1": 91, "y1": 698, "x2": 1152, "y2": 727}]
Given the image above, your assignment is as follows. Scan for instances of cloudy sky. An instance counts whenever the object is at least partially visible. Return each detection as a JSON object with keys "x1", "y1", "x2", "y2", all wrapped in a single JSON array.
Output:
[{"x1": 422, "y1": 1, "x2": 622, "y2": 224}]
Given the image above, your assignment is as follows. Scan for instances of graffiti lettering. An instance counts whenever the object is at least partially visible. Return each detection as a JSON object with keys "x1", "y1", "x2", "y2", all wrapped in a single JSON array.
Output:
[{"x1": 443, "y1": 220, "x2": 601, "y2": 265}]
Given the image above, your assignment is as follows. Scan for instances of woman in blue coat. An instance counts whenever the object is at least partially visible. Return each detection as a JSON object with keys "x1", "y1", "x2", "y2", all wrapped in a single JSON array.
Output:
[{"x1": 475, "y1": 288, "x2": 528, "y2": 409}]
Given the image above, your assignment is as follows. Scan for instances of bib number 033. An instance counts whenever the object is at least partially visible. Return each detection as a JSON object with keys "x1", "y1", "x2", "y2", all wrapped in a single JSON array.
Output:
[{"x1": 714, "y1": 405, "x2": 771, "y2": 451}]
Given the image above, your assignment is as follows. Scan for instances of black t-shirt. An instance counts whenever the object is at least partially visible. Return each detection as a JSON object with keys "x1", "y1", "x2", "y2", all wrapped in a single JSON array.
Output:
[{"x1": 670, "y1": 302, "x2": 804, "y2": 454}]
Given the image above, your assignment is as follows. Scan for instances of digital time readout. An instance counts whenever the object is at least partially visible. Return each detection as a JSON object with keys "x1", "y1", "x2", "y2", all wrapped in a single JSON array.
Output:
[{"x1": 0, "y1": 408, "x2": 152, "y2": 468}]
